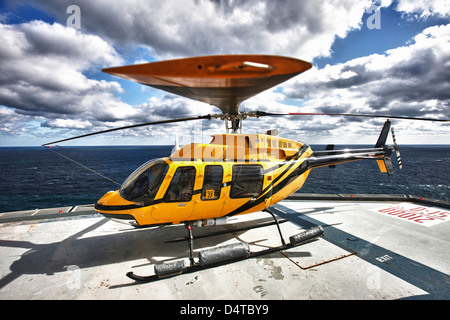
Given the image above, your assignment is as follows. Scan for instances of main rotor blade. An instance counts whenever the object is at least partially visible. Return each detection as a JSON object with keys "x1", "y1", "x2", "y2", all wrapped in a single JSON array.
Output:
[
  {"x1": 42, "y1": 115, "x2": 211, "y2": 146},
  {"x1": 255, "y1": 111, "x2": 450, "y2": 122}
]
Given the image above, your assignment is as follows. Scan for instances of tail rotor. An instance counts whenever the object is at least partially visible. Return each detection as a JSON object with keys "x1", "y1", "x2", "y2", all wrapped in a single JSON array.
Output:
[{"x1": 391, "y1": 127, "x2": 403, "y2": 170}]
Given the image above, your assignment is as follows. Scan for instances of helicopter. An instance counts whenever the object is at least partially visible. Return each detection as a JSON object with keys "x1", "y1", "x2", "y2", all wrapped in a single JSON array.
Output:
[{"x1": 42, "y1": 55, "x2": 449, "y2": 281}]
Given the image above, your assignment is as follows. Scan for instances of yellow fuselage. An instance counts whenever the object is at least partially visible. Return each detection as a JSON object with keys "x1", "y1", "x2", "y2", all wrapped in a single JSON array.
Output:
[{"x1": 95, "y1": 133, "x2": 313, "y2": 226}]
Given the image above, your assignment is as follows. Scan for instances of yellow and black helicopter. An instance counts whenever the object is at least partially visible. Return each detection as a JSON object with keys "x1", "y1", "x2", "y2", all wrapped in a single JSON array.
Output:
[{"x1": 43, "y1": 55, "x2": 449, "y2": 281}]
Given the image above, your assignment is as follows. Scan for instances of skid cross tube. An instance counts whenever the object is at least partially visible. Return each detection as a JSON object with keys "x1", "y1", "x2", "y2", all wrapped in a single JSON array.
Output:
[
  {"x1": 263, "y1": 208, "x2": 286, "y2": 246},
  {"x1": 185, "y1": 223, "x2": 195, "y2": 266},
  {"x1": 164, "y1": 219, "x2": 289, "y2": 243}
]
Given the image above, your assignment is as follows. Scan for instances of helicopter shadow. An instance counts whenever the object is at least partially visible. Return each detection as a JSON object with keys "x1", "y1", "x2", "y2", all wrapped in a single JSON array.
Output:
[{"x1": 0, "y1": 216, "x2": 265, "y2": 289}]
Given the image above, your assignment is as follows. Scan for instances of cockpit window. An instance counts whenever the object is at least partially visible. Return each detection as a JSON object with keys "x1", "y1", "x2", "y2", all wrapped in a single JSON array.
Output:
[{"x1": 120, "y1": 159, "x2": 168, "y2": 204}]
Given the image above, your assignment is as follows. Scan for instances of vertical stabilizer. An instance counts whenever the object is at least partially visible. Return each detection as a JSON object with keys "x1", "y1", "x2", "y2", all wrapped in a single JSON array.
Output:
[
  {"x1": 375, "y1": 120, "x2": 395, "y2": 175},
  {"x1": 375, "y1": 120, "x2": 391, "y2": 148}
]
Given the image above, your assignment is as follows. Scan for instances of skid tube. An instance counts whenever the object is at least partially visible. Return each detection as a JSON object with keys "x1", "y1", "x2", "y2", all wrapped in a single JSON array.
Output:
[{"x1": 126, "y1": 211, "x2": 324, "y2": 283}]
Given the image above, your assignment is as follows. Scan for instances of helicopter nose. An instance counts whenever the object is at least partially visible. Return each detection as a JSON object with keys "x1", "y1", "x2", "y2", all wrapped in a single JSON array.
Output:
[
  {"x1": 97, "y1": 190, "x2": 121, "y2": 207},
  {"x1": 94, "y1": 190, "x2": 143, "y2": 225},
  {"x1": 95, "y1": 190, "x2": 141, "y2": 212}
]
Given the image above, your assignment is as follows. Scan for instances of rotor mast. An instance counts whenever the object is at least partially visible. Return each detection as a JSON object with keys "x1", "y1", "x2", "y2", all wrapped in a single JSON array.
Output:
[
  {"x1": 212, "y1": 111, "x2": 254, "y2": 134},
  {"x1": 225, "y1": 114, "x2": 241, "y2": 134}
]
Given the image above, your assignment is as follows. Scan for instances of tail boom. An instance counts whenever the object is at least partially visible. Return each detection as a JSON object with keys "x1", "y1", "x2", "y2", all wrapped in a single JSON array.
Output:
[{"x1": 307, "y1": 120, "x2": 398, "y2": 175}]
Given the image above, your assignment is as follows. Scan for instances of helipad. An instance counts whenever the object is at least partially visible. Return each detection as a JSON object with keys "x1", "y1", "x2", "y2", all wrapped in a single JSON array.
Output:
[{"x1": 0, "y1": 194, "x2": 449, "y2": 300}]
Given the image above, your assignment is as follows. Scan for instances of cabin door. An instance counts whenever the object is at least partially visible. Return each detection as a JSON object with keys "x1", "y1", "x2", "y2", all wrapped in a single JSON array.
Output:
[
  {"x1": 193, "y1": 165, "x2": 226, "y2": 219},
  {"x1": 152, "y1": 166, "x2": 197, "y2": 222}
]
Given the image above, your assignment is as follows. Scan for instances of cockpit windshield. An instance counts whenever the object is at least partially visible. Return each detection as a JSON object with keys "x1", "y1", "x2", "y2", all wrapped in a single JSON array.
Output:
[{"x1": 120, "y1": 159, "x2": 168, "y2": 204}]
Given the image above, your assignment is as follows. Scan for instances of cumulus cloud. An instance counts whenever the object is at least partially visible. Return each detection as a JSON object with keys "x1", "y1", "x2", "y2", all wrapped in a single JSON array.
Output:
[
  {"x1": 0, "y1": 20, "x2": 131, "y2": 136},
  {"x1": 1, "y1": 0, "x2": 449, "y2": 145},
  {"x1": 0, "y1": 21, "x2": 123, "y2": 111},
  {"x1": 285, "y1": 23, "x2": 450, "y2": 117},
  {"x1": 279, "y1": 23, "x2": 450, "y2": 143},
  {"x1": 0, "y1": 18, "x2": 219, "y2": 144},
  {"x1": 1, "y1": 0, "x2": 375, "y2": 142},
  {"x1": 41, "y1": 118, "x2": 92, "y2": 129},
  {"x1": 395, "y1": 0, "x2": 450, "y2": 18},
  {"x1": 8, "y1": 0, "x2": 373, "y2": 60},
  {"x1": 0, "y1": 106, "x2": 36, "y2": 135}
]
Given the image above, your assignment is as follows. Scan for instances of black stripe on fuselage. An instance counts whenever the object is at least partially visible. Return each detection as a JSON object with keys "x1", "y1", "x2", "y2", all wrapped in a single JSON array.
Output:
[{"x1": 225, "y1": 153, "x2": 310, "y2": 217}]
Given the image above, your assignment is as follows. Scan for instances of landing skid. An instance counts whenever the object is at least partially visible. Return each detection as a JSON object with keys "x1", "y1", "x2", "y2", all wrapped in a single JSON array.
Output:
[{"x1": 126, "y1": 209, "x2": 324, "y2": 283}]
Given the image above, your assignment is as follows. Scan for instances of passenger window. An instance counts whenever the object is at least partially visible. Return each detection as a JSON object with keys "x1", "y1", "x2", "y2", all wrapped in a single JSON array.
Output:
[
  {"x1": 201, "y1": 165, "x2": 223, "y2": 201},
  {"x1": 230, "y1": 165, "x2": 264, "y2": 198},
  {"x1": 164, "y1": 166, "x2": 196, "y2": 202}
]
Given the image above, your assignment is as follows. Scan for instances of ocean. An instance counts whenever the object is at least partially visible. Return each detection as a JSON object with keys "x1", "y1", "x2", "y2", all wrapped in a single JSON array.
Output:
[{"x1": 0, "y1": 145, "x2": 449, "y2": 213}]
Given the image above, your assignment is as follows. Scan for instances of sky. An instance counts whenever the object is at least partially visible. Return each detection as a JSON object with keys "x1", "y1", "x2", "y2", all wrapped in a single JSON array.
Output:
[{"x1": 0, "y1": 0, "x2": 449, "y2": 146}]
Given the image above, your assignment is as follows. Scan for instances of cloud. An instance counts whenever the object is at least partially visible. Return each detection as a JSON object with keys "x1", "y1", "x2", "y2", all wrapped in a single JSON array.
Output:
[
  {"x1": 41, "y1": 118, "x2": 92, "y2": 129},
  {"x1": 8, "y1": 0, "x2": 373, "y2": 60},
  {"x1": 0, "y1": 106, "x2": 36, "y2": 135},
  {"x1": 0, "y1": 21, "x2": 124, "y2": 116},
  {"x1": 0, "y1": 18, "x2": 219, "y2": 144},
  {"x1": 1, "y1": 0, "x2": 374, "y2": 141},
  {"x1": 284, "y1": 24, "x2": 450, "y2": 119},
  {"x1": 395, "y1": 0, "x2": 450, "y2": 18},
  {"x1": 277, "y1": 23, "x2": 450, "y2": 143},
  {"x1": 0, "y1": 20, "x2": 133, "y2": 139},
  {"x1": 1, "y1": 0, "x2": 449, "y2": 145}
]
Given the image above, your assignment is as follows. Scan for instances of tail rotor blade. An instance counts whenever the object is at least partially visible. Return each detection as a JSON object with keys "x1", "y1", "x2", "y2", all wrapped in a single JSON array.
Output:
[{"x1": 391, "y1": 127, "x2": 403, "y2": 170}]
